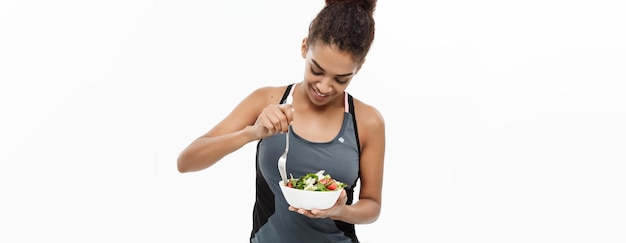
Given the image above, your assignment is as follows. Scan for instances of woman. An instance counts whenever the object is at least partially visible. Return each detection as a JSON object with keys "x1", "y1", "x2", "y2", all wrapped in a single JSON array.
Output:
[{"x1": 177, "y1": 0, "x2": 384, "y2": 242}]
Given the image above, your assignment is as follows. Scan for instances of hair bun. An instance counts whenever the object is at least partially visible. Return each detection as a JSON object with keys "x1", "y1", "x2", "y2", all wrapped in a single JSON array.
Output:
[{"x1": 325, "y1": 0, "x2": 376, "y2": 15}]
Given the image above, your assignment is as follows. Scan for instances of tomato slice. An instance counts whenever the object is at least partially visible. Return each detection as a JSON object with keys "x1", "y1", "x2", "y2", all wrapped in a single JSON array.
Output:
[{"x1": 326, "y1": 181, "x2": 337, "y2": 190}]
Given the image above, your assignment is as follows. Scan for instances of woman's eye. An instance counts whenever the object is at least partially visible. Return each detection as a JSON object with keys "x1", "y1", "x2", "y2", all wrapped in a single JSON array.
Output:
[
  {"x1": 335, "y1": 78, "x2": 349, "y2": 84},
  {"x1": 310, "y1": 67, "x2": 323, "y2": 76}
]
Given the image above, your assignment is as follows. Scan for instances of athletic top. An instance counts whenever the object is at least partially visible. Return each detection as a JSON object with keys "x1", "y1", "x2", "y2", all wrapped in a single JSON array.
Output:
[{"x1": 250, "y1": 83, "x2": 361, "y2": 243}]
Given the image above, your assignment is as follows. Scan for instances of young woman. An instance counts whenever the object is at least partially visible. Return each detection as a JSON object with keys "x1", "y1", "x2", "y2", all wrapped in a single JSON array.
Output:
[{"x1": 177, "y1": 0, "x2": 384, "y2": 242}]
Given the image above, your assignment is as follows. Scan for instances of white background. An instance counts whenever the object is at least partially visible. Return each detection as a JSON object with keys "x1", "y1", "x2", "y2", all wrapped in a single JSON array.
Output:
[{"x1": 1, "y1": 0, "x2": 625, "y2": 242}]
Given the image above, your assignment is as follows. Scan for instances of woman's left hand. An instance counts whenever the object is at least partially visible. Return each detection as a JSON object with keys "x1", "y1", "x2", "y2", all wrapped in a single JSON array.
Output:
[{"x1": 288, "y1": 190, "x2": 348, "y2": 219}]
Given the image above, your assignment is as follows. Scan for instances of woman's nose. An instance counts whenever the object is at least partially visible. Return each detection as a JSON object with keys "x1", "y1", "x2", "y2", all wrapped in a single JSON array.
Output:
[{"x1": 317, "y1": 78, "x2": 333, "y2": 93}]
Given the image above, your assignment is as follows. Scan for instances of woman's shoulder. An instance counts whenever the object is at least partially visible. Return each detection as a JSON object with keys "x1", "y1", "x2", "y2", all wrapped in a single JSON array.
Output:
[
  {"x1": 351, "y1": 96, "x2": 385, "y2": 130},
  {"x1": 246, "y1": 84, "x2": 292, "y2": 104}
]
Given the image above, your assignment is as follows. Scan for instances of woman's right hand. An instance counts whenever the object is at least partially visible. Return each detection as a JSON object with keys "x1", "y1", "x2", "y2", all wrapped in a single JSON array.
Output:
[{"x1": 252, "y1": 103, "x2": 294, "y2": 139}]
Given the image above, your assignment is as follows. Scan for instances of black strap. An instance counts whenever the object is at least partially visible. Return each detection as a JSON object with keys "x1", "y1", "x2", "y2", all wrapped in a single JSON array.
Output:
[
  {"x1": 347, "y1": 94, "x2": 361, "y2": 155},
  {"x1": 280, "y1": 83, "x2": 295, "y2": 104}
]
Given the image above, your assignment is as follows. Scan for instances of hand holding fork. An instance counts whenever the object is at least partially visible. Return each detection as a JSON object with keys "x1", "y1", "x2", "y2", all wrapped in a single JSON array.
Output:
[{"x1": 277, "y1": 95, "x2": 293, "y2": 184}]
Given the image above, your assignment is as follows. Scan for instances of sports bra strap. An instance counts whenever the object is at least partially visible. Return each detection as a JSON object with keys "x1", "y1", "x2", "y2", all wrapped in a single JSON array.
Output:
[
  {"x1": 288, "y1": 83, "x2": 296, "y2": 99},
  {"x1": 347, "y1": 93, "x2": 360, "y2": 155},
  {"x1": 280, "y1": 83, "x2": 295, "y2": 104},
  {"x1": 344, "y1": 92, "x2": 349, "y2": 113}
]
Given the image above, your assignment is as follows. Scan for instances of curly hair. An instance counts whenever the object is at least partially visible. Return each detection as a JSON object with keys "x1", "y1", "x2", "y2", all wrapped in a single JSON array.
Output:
[{"x1": 307, "y1": 0, "x2": 376, "y2": 63}]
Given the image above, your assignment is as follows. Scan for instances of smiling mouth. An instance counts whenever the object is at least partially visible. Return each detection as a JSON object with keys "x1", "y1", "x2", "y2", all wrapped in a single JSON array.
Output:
[
  {"x1": 311, "y1": 85, "x2": 330, "y2": 97},
  {"x1": 314, "y1": 89, "x2": 328, "y2": 97}
]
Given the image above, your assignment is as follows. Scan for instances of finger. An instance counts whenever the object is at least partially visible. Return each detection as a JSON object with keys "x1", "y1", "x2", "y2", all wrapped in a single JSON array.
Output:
[
  {"x1": 255, "y1": 115, "x2": 270, "y2": 135},
  {"x1": 307, "y1": 209, "x2": 325, "y2": 218},
  {"x1": 339, "y1": 190, "x2": 348, "y2": 203},
  {"x1": 260, "y1": 105, "x2": 293, "y2": 135},
  {"x1": 311, "y1": 209, "x2": 322, "y2": 215},
  {"x1": 279, "y1": 104, "x2": 295, "y2": 126},
  {"x1": 270, "y1": 105, "x2": 292, "y2": 133},
  {"x1": 297, "y1": 208, "x2": 313, "y2": 217},
  {"x1": 254, "y1": 118, "x2": 271, "y2": 138},
  {"x1": 257, "y1": 114, "x2": 276, "y2": 135},
  {"x1": 263, "y1": 106, "x2": 285, "y2": 134},
  {"x1": 268, "y1": 107, "x2": 288, "y2": 133},
  {"x1": 289, "y1": 206, "x2": 310, "y2": 216}
]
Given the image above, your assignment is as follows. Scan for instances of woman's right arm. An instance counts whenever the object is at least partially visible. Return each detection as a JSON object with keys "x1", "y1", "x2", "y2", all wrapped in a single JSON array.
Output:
[{"x1": 177, "y1": 86, "x2": 293, "y2": 173}]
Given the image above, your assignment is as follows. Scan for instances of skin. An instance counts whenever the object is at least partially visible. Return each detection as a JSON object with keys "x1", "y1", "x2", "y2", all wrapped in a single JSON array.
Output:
[{"x1": 177, "y1": 38, "x2": 385, "y2": 224}]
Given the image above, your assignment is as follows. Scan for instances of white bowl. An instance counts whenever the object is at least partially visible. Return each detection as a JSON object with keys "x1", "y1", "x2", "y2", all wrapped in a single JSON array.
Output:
[{"x1": 278, "y1": 180, "x2": 342, "y2": 210}]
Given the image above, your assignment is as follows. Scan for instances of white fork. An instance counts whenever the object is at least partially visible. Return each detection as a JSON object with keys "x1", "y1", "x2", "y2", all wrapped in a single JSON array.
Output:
[{"x1": 277, "y1": 95, "x2": 292, "y2": 184}]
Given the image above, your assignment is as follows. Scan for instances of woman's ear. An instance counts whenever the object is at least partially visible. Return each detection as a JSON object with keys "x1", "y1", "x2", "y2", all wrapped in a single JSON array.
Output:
[{"x1": 301, "y1": 37, "x2": 308, "y2": 59}]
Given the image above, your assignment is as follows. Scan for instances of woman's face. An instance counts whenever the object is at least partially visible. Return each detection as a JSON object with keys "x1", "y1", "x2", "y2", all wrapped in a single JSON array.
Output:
[{"x1": 300, "y1": 41, "x2": 361, "y2": 107}]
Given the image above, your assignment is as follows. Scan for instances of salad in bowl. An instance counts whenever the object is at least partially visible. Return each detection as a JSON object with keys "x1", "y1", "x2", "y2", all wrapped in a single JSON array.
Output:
[
  {"x1": 284, "y1": 170, "x2": 347, "y2": 191},
  {"x1": 279, "y1": 170, "x2": 347, "y2": 210}
]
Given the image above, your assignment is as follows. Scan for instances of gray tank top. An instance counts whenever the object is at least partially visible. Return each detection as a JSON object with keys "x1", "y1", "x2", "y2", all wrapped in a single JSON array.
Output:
[{"x1": 250, "y1": 83, "x2": 361, "y2": 243}]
